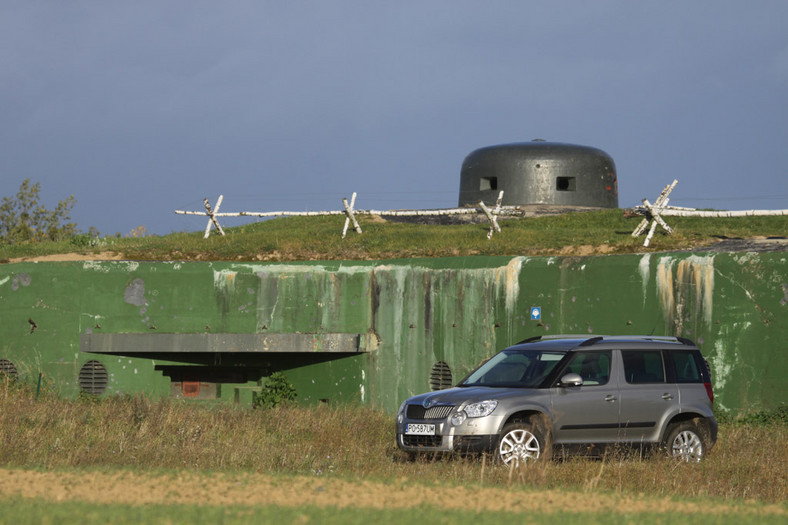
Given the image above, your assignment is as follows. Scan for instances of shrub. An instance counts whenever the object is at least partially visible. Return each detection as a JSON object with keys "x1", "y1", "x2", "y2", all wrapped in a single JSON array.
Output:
[{"x1": 253, "y1": 372, "x2": 298, "y2": 409}]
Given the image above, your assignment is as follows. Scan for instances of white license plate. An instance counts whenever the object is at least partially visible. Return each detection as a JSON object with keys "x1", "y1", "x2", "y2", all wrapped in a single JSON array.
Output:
[{"x1": 405, "y1": 423, "x2": 435, "y2": 435}]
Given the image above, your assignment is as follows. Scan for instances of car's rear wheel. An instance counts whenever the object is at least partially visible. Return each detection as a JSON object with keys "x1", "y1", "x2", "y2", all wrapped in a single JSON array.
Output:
[
  {"x1": 665, "y1": 421, "x2": 706, "y2": 462},
  {"x1": 497, "y1": 421, "x2": 546, "y2": 467}
]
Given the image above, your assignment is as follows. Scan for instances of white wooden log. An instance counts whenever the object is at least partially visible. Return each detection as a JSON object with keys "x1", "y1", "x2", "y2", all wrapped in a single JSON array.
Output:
[
  {"x1": 479, "y1": 201, "x2": 496, "y2": 238},
  {"x1": 641, "y1": 198, "x2": 673, "y2": 235},
  {"x1": 646, "y1": 208, "x2": 788, "y2": 218},
  {"x1": 631, "y1": 216, "x2": 650, "y2": 238},
  {"x1": 342, "y1": 191, "x2": 356, "y2": 239},
  {"x1": 176, "y1": 206, "x2": 526, "y2": 218},
  {"x1": 632, "y1": 180, "x2": 678, "y2": 238},
  {"x1": 643, "y1": 218, "x2": 659, "y2": 247},
  {"x1": 203, "y1": 195, "x2": 225, "y2": 239},
  {"x1": 342, "y1": 195, "x2": 362, "y2": 237},
  {"x1": 480, "y1": 191, "x2": 504, "y2": 239},
  {"x1": 342, "y1": 193, "x2": 362, "y2": 238}
]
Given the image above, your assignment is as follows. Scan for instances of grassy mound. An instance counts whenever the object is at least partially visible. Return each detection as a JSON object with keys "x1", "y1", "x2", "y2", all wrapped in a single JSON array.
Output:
[{"x1": 2, "y1": 209, "x2": 787, "y2": 263}]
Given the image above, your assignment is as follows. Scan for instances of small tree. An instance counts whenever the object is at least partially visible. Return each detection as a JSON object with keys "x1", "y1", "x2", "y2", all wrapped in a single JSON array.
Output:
[
  {"x1": 0, "y1": 179, "x2": 77, "y2": 244},
  {"x1": 252, "y1": 372, "x2": 298, "y2": 409}
]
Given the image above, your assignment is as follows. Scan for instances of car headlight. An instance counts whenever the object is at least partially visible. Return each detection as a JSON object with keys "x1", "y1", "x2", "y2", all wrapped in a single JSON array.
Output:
[
  {"x1": 463, "y1": 400, "x2": 498, "y2": 418},
  {"x1": 451, "y1": 400, "x2": 498, "y2": 426},
  {"x1": 396, "y1": 400, "x2": 407, "y2": 425}
]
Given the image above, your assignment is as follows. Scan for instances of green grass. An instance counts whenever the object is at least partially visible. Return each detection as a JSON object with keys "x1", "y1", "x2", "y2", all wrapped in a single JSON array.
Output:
[
  {"x1": 0, "y1": 498, "x2": 783, "y2": 525},
  {"x1": 2, "y1": 210, "x2": 786, "y2": 262}
]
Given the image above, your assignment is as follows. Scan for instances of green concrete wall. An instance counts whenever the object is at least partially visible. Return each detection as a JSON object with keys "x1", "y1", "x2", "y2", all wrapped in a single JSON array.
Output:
[{"x1": 1, "y1": 253, "x2": 786, "y2": 414}]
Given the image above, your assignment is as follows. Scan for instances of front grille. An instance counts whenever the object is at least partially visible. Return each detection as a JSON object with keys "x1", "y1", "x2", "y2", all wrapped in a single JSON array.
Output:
[
  {"x1": 406, "y1": 404, "x2": 455, "y2": 420},
  {"x1": 403, "y1": 435, "x2": 443, "y2": 447}
]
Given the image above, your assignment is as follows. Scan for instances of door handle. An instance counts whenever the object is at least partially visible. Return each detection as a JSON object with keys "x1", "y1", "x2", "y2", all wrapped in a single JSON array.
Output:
[
  {"x1": 661, "y1": 393, "x2": 673, "y2": 400},
  {"x1": 605, "y1": 395, "x2": 617, "y2": 402}
]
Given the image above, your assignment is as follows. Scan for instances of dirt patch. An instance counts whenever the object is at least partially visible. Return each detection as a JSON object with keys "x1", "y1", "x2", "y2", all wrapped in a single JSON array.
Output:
[
  {"x1": 558, "y1": 244, "x2": 615, "y2": 256},
  {"x1": 8, "y1": 251, "x2": 125, "y2": 263},
  {"x1": 0, "y1": 468, "x2": 784, "y2": 517}
]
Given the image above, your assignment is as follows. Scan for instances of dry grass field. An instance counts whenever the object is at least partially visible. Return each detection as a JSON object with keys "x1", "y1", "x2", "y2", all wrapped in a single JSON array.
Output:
[{"x1": 1, "y1": 382, "x2": 786, "y2": 512}]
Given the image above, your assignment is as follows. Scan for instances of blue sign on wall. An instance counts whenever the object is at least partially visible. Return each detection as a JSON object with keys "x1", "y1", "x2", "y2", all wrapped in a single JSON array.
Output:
[{"x1": 530, "y1": 307, "x2": 541, "y2": 320}]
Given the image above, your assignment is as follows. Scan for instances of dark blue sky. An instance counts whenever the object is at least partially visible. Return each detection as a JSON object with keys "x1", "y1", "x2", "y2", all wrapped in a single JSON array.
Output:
[{"x1": 3, "y1": 1, "x2": 786, "y2": 235}]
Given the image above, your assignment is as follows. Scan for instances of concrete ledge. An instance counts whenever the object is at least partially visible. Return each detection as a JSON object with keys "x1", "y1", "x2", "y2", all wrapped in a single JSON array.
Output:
[{"x1": 80, "y1": 332, "x2": 366, "y2": 354}]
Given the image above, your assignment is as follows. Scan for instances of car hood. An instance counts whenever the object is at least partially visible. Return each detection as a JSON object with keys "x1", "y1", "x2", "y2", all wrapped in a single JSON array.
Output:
[{"x1": 406, "y1": 386, "x2": 541, "y2": 407}]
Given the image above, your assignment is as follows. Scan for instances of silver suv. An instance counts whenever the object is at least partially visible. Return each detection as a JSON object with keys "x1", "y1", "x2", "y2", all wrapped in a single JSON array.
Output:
[{"x1": 396, "y1": 335, "x2": 717, "y2": 464}]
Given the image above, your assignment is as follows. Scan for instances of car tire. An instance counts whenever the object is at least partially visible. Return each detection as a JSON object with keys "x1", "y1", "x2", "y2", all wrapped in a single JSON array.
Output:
[
  {"x1": 664, "y1": 421, "x2": 707, "y2": 462},
  {"x1": 496, "y1": 420, "x2": 547, "y2": 467}
]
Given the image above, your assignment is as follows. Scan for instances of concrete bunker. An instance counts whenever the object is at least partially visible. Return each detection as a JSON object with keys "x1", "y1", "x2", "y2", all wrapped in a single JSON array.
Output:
[{"x1": 458, "y1": 140, "x2": 618, "y2": 208}]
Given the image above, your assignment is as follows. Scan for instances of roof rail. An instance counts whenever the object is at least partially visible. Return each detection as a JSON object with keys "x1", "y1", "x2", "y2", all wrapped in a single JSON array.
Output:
[
  {"x1": 511, "y1": 334, "x2": 697, "y2": 347},
  {"x1": 515, "y1": 336, "x2": 543, "y2": 345},
  {"x1": 605, "y1": 335, "x2": 696, "y2": 346},
  {"x1": 536, "y1": 334, "x2": 593, "y2": 340}
]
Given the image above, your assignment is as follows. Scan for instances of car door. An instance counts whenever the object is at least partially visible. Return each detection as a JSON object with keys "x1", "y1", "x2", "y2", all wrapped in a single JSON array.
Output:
[
  {"x1": 617, "y1": 349, "x2": 679, "y2": 442},
  {"x1": 550, "y1": 350, "x2": 620, "y2": 444}
]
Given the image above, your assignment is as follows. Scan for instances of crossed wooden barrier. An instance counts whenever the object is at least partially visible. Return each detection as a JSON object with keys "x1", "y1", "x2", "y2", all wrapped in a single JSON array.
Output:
[
  {"x1": 178, "y1": 183, "x2": 787, "y2": 245},
  {"x1": 630, "y1": 179, "x2": 788, "y2": 246},
  {"x1": 631, "y1": 179, "x2": 678, "y2": 247},
  {"x1": 176, "y1": 191, "x2": 511, "y2": 240}
]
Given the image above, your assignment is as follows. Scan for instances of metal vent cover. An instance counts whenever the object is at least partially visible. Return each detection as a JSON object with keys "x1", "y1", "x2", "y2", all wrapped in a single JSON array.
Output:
[
  {"x1": 79, "y1": 360, "x2": 108, "y2": 395},
  {"x1": 429, "y1": 361, "x2": 453, "y2": 391},
  {"x1": 0, "y1": 359, "x2": 18, "y2": 379}
]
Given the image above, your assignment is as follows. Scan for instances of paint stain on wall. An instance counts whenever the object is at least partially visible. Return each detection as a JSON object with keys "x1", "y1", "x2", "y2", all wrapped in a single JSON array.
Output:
[{"x1": 656, "y1": 255, "x2": 715, "y2": 336}]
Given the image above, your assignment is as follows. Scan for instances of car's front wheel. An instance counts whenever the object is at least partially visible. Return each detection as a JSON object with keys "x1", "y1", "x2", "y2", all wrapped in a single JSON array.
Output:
[
  {"x1": 665, "y1": 421, "x2": 707, "y2": 462},
  {"x1": 497, "y1": 421, "x2": 546, "y2": 467}
]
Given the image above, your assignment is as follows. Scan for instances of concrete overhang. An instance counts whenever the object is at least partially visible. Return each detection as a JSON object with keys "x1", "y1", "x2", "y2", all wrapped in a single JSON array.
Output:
[{"x1": 80, "y1": 333, "x2": 369, "y2": 355}]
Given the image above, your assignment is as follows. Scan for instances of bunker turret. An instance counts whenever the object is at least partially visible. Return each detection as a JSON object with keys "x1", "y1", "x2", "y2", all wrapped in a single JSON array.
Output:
[{"x1": 458, "y1": 141, "x2": 618, "y2": 208}]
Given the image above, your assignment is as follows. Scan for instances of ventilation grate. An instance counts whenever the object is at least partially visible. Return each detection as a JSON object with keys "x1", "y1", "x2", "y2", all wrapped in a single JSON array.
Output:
[
  {"x1": 79, "y1": 360, "x2": 108, "y2": 395},
  {"x1": 429, "y1": 361, "x2": 453, "y2": 391},
  {"x1": 0, "y1": 359, "x2": 18, "y2": 379},
  {"x1": 406, "y1": 404, "x2": 456, "y2": 420}
]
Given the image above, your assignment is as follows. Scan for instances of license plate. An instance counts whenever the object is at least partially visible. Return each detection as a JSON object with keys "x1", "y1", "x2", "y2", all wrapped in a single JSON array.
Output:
[{"x1": 405, "y1": 423, "x2": 435, "y2": 435}]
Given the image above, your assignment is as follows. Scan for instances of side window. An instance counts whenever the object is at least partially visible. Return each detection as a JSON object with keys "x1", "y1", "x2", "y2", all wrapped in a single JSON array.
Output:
[
  {"x1": 667, "y1": 350, "x2": 706, "y2": 383},
  {"x1": 563, "y1": 351, "x2": 611, "y2": 385},
  {"x1": 622, "y1": 350, "x2": 665, "y2": 384}
]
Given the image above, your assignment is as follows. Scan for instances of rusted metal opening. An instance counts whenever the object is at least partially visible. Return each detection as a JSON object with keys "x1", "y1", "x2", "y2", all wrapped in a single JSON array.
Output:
[{"x1": 182, "y1": 381, "x2": 201, "y2": 397}]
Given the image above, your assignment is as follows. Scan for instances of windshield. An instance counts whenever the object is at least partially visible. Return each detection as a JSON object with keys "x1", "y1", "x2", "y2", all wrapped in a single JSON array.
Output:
[{"x1": 460, "y1": 349, "x2": 566, "y2": 388}]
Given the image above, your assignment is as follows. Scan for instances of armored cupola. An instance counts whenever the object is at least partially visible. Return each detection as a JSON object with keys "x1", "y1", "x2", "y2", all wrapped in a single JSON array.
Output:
[{"x1": 458, "y1": 141, "x2": 618, "y2": 208}]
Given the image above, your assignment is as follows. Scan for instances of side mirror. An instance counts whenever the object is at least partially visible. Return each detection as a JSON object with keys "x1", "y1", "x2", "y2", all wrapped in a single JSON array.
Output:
[{"x1": 559, "y1": 373, "x2": 583, "y2": 387}]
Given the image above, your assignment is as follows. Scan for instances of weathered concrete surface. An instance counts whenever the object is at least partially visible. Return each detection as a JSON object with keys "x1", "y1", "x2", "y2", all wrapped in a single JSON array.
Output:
[
  {"x1": 1, "y1": 253, "x2": 785, "y2": 414},
  {"x1": 81, "y1": 333, "x2": 368, "y2": 354}
]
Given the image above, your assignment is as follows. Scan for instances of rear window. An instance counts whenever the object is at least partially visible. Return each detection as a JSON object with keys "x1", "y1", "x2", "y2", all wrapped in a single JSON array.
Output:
[
  {"x1": 666, "y1": 350, "x2": 709, "y2": 383},
  {"x1": 622, "y1": 350, "x2": 665, "y2": 384}
]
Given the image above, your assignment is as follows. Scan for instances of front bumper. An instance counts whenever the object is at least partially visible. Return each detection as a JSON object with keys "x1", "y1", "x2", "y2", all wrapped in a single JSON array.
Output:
[
  {"x1": 397, "y1": 432, "x2": 498, "y2": 454},
  {"x1": 396, "y1": 409, "x2": 504, "y2": 454}
]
